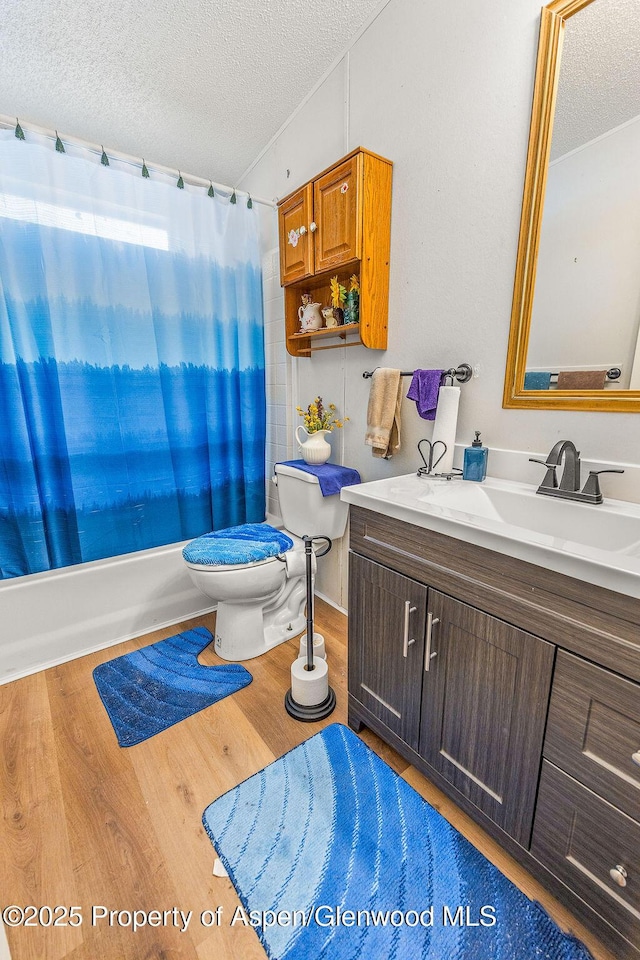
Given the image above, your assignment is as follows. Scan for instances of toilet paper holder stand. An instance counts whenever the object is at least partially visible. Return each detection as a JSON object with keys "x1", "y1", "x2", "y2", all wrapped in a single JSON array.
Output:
[
  {"x1": 416, "y1": 439, "x2": 463, "y2": 480},
  {"x1": 417, "y1": 440, "x2": 462, "y2": 480},
  {"x1": 284, "y1": 534, "x2": 336, "y2": 723}
]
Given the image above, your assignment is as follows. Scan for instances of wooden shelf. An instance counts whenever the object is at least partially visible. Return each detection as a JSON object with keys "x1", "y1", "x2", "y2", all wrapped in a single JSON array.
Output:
[{"x1": 287, "y1": 324, "x2": 362, "y2": 354}]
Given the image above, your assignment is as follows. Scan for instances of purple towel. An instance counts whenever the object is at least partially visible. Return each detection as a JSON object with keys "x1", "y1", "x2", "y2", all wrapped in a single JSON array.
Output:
[
  {"x1": 406, "y1": 369, "x2": 444, "y2": 420},
  {"x1": 278, "y1": 459, "x2": 361, "y2": 497}
]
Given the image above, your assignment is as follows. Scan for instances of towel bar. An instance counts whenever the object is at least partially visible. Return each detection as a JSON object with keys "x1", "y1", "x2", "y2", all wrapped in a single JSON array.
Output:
[{"x1": 362, "y1": 363, "x2": 472, "y2": 383}]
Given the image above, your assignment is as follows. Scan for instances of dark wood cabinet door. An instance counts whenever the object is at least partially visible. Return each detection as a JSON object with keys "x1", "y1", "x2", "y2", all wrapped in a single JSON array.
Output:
[
  {"x1": 544, "y1": 651, "x2": 640, "y2": 820},
  {"x1": 532, "y1": 761, "x2": 640, "y2": 948},
  {"x1": 278, "y1": 184, "x2": 314, "y2": 284},
  {"x1": 313, "y1": 154, "x2": 361, "y2": 273},
  {"x1": 348, "y1": 553, "x2": 426, "y2": 750},
  {"x1": 418, "y1": 590, "x2": 554, "y2": 846}
]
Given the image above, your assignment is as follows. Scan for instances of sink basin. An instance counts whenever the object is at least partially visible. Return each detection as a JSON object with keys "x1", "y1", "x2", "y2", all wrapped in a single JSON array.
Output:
[{"x1": 341, "y1": 474, "x2": 640, "y2": 598}]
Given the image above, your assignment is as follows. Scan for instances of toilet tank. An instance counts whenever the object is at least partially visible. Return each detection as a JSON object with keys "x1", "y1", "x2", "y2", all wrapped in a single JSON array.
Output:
[{"x1": 274, "y1": 463, "x2": 350, "y2": 540}]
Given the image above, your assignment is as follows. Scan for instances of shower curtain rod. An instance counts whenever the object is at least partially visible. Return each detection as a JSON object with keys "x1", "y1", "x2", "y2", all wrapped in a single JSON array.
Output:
[{"x1": 0, "y1": 114, "x2": 277, "y2": 208}]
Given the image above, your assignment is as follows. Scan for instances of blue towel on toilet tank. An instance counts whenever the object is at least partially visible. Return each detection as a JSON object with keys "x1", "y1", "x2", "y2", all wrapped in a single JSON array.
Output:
[
  {"x1": 278, "y1": 460, "x2": 361, "y2": 497},
  {"x1": 182, "y1": 523, "x2": 293, "y2": 566}
]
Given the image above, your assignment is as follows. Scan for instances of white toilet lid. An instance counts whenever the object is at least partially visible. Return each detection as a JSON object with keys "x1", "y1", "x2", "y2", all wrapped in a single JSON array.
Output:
[
  {"x1": 182, "y1": 522, "x2": 293, "y2": 566},
  {"x1": 184, "y1": 554, "x2": 280, "y2": 572}
]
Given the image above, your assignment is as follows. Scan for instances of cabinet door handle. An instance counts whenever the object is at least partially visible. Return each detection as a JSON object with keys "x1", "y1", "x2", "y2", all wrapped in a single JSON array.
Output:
[
  {"x1": 299, "y1": 225, "x2": 307, "y2": 235},
  {"x1": 309, "y1": 221, "x2": 317, "y2": 232},
  {"x1": 402, "y1": 601, "x2": 417, "y2": 658},
  {"x1": 609, "y1": 864, "x2": 628, "y2": 888},
  {"x1": 632, "y1": 750, "x2": 640, "y2": 767},
  {"x1": 424, "y1": 612, "x2": 440, "y2": 671}
]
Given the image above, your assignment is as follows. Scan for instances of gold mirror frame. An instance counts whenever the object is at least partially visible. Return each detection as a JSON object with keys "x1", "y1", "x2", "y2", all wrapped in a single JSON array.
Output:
[{"x1": 503, "y1": 0, "x2": 640, "y2": 412}]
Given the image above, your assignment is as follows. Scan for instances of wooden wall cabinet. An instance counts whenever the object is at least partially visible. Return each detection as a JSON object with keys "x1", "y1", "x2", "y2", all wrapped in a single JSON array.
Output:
[
  {"x1": 348, "y1": 504, "x2": 640, "y2": 959},
  {"x1": 277, "y1": 148, "x2": 392, "y2": 356}
]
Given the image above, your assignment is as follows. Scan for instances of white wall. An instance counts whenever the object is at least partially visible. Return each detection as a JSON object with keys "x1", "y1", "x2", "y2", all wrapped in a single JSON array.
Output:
[
  {"x1": 528, "y1": 116, "x2": 640, "y2": 383},
  {"x1": 240, "y1": 0, "x2": 640, "y2": 606}
]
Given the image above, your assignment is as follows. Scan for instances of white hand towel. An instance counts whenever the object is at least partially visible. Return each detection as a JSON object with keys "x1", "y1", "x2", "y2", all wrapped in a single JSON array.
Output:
[{"x1": 365, "y1": 368, "x2": 403, "y2": 459}]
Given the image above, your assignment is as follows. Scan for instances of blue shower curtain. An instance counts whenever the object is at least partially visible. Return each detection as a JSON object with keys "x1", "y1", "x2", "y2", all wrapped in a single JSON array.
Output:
[{"x1": 0, "y1": 132, "x2": 266, "y2": 580}]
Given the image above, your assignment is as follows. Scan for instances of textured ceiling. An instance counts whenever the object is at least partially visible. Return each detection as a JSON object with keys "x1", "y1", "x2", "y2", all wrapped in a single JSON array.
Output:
[
  {"x1": 551, "y1": 0, "x2": 640, "y2": 159},
  {"x1": 0, "y1": 0, "x2": 384, "y2": 186}
]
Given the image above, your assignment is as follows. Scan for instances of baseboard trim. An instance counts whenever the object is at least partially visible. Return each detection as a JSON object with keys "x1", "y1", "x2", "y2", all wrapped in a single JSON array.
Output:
[
  {"x1": 315, "y1": 590, "x2": 347, "y2": 617},
  {"x1": 0, "y1": 919, "x2": 12, "y2": 960}
]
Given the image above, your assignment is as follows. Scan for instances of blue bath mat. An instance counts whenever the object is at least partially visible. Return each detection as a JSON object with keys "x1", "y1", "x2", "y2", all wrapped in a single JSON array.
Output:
[
  {"x1": 93, "y1": 626, "x2": 252, "y2": 747},
  {"x1": 203, "y1": 723, "x2": 593, "y2": 960}
]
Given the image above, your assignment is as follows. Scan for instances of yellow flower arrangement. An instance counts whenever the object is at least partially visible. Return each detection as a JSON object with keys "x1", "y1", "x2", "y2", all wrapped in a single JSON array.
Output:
[
  {"x1": 330, "y1": 277, "x2": 347, "y2": 309},
  {"x1": 296, "y1": 397, "x2": 349, "y2": 433}
]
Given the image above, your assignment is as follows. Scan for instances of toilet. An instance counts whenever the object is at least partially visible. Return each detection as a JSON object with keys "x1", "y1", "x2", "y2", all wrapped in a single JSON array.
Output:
[{"x1": 182, "y1": 463, "x2": 350, "y2": 661}]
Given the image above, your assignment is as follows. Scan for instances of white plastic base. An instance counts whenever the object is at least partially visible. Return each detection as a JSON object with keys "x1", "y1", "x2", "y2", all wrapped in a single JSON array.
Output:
[
  {"x1": 298, "y1": 631, "x2": 326, "y2": 660},
  {"x1": 214, "y1": 574, "x2": 307, "y2": 661}
]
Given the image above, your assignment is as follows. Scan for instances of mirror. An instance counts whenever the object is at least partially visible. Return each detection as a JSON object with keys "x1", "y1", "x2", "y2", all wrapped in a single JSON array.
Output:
[{"x1": 503, "y1": 0, "x2": 640, "y2": 411}]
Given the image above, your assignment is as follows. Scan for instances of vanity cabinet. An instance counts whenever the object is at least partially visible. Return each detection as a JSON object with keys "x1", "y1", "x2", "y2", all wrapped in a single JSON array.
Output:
[
  {"x1": 277, "y1": 148, "x2": 392, "y2": 356},
  {"x1": 347, "y1": 504, "x2": 640, "y2": 959},
  {"x1": 349, "y1": 552, "x2": 553, "y2": 847}
]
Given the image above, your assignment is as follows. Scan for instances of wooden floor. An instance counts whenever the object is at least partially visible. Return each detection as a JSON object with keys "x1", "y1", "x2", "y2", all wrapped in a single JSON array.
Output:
[{"x1": 0, "y1": 600, "x2": 617, "y2": 960}]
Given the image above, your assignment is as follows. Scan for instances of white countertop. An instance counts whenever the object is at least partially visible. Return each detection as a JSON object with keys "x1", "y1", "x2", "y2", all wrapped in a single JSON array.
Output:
[{"x1": 341, "y1": 473, "x2": 640, "y2": 599}]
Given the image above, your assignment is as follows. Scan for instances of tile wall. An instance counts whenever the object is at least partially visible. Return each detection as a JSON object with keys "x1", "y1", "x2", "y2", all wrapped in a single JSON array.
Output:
[{"x1": 262, "y1": 247, "x2": 291, "y2": 519}]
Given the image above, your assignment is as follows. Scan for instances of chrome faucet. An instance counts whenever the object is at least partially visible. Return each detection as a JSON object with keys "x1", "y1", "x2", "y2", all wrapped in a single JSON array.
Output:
[
  {"x1": 530, "y1": 440, "x2": 624, "y2": 504},
  {"x1": 547, "y1": 440, "x2": 581, "y2": 492}
]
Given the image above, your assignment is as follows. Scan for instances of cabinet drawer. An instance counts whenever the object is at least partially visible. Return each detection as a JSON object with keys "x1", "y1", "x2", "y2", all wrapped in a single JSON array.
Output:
[
  {"x1": 545, "y1": 651, "x2": 640, "y2": 818},
  {"x1": 532, "y1": 761, "x2": 640, "y2": 947}
]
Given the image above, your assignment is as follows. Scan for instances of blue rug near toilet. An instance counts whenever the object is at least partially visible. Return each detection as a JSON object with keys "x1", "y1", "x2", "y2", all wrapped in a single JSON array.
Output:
[
  {"x1": 93, "y1": 626, "x2": 252, "y2": 747},
  {"x1": 203, "y1": 723, "x2": 593, "y2": 960}
]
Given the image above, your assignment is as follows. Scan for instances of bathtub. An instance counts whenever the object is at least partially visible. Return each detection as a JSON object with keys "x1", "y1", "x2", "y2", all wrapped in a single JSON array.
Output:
[{"x1": 0, "y1": 542, "x2": 215, "y2": 684}]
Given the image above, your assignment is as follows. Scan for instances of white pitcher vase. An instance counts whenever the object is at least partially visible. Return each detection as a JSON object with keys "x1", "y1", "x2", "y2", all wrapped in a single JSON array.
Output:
[{"x1": 295, "y1": 426, "x2": 331, "y2": 465}]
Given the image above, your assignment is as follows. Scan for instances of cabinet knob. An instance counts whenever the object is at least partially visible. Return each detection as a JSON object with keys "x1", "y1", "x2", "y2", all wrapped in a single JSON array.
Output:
[
  {"x1": 609, "y1": 865, "x2": 628, "y2": 887},
  {"x1": 632, "y1": 750, "x2": 640, "y2": 767},
  {"x1": 309, "y1": 221, "x2": 317, "y2": 232},
  {"x1": 299, "y1": 225, "x2": 307, "y2": 235}
]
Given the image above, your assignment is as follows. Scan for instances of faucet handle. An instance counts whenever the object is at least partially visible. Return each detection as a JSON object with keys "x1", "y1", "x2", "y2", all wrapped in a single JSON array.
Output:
[
  {"x1": 529, "y1": 458, "x2": 558, "y2": 489},
  {"x1": 580, "y1": 469, "x2": 624, "y2": 503}
]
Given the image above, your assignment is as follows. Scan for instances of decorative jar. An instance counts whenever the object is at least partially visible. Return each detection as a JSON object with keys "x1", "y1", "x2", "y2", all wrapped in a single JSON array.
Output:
[{"x1": 295, "y1": 426, "x2": 331, "y2": 465}]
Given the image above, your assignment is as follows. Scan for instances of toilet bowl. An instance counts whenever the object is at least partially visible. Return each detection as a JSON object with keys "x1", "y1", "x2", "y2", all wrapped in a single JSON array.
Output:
[
  {"x1": 182, "y1": 463, "x2": 350, "y2": 661},
  {"x1": 184, "y1": 543, "x2": 308, "y2": 661}
]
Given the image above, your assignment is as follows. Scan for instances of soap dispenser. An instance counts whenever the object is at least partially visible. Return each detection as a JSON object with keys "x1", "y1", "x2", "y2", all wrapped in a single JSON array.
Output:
[{"x1": 463, "y1": 431, "x2": 488, "y2": 482}]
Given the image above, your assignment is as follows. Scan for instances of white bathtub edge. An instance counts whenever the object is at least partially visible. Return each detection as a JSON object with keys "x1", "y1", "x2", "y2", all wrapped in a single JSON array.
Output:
[
  {"x1": 0, "y1": 542, "x2": 217, "y2": 685},
  {"x1": 0, "y1": 599, "x2": 217, "y2": 686}
]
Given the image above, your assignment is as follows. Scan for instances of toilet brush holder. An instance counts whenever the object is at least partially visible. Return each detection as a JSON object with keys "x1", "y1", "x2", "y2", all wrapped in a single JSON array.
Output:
[{"x1": 285, "y1": 534, "x2": 336, "y2": 722}]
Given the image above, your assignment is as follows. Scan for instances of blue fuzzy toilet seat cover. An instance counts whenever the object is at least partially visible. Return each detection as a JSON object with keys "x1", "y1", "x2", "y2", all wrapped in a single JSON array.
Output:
[{"x1": 182, "y1": 523, "x2": 294, "y2": 566}]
